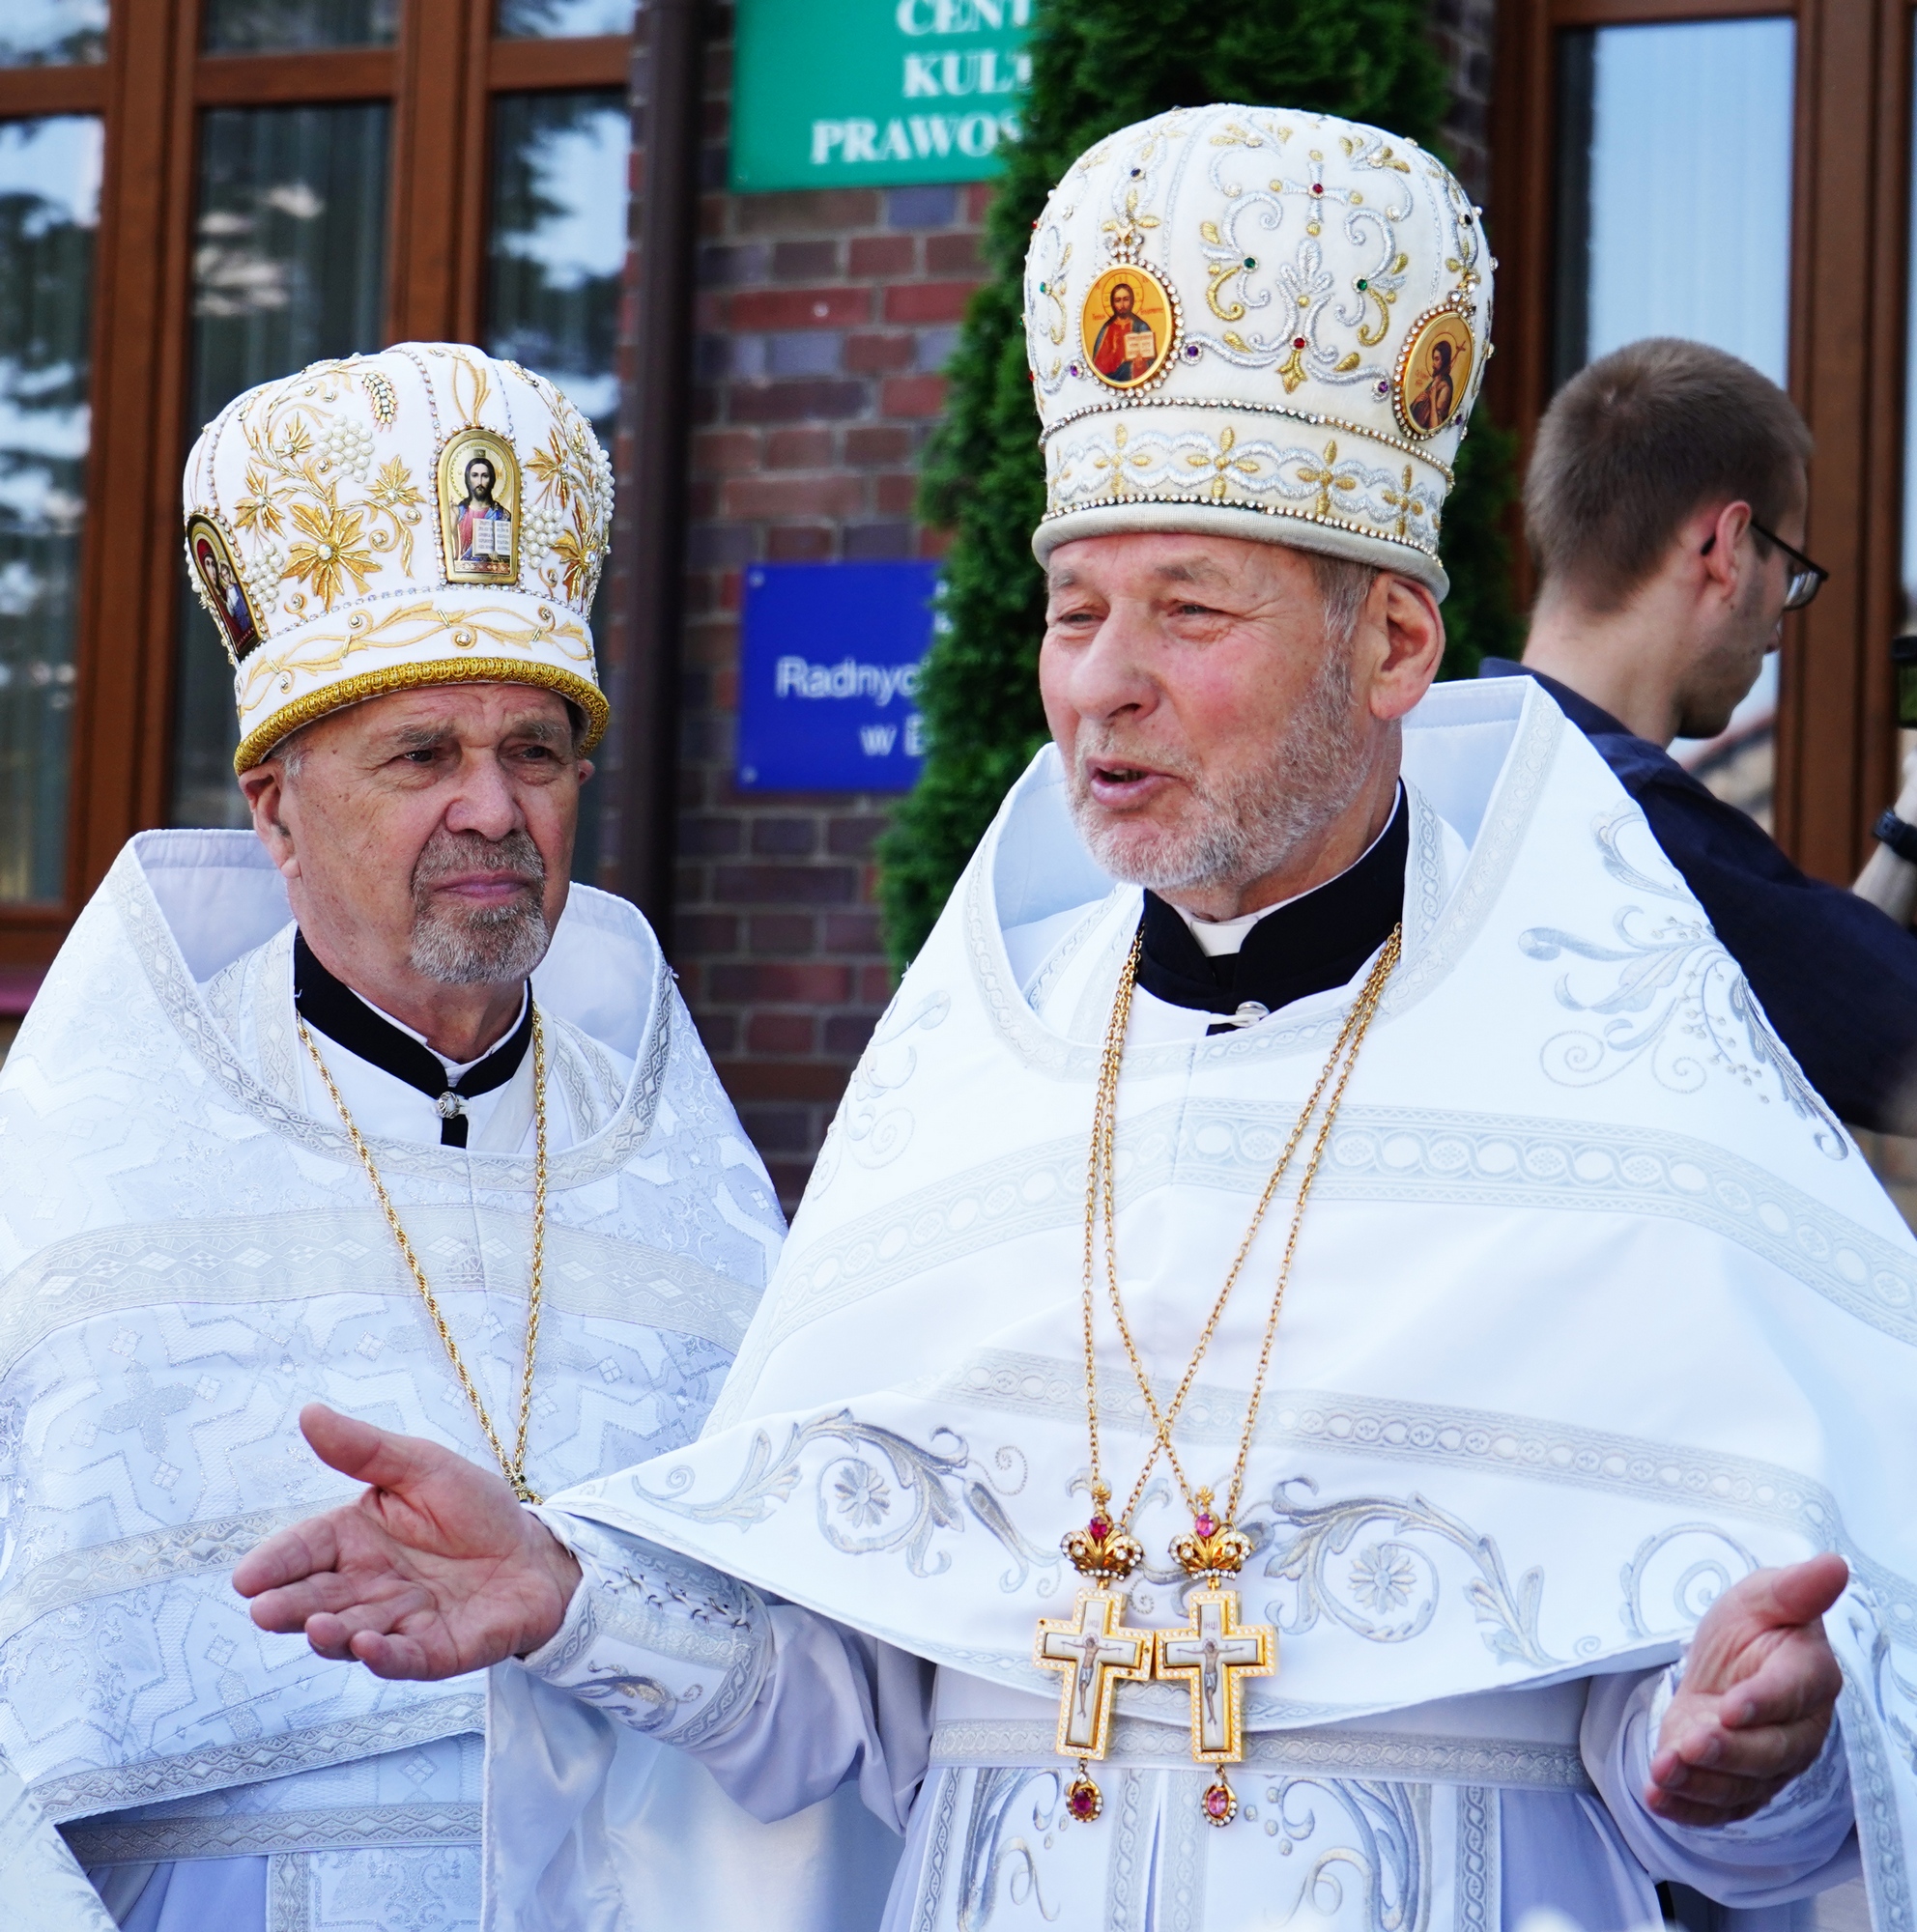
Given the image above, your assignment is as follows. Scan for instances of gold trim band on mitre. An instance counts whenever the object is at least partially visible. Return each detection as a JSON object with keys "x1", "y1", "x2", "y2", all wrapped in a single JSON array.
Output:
[
  {"x1": 234, "y1": 658, "x2": 611, "y2": 772},
  {"x1": 1037, "y1": 492, "x2": 1442, "y2": 559},
  {"x1": 1038, "y1": 392, "x2": 1460, "y2": 485}
]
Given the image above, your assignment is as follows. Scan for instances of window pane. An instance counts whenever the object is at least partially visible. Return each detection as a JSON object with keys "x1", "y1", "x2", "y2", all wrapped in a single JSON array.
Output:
[
  {"x1": 496, "y1": 1, "x2": 634, "y2": 38},
  {"x1": 0, "y1": 0, "x2": 107, "y2": 66},
  {"x1": 1554, "y1": 17, "x2": 1795, "y2": 828},
  {"x1": 203, "y1": 0, "x2": 398, "y2": 53},
  {"x1": 170, "y1": 103, "x2": 390, "y2": 829},
  {"x1": 0, "y1": 117, "x2": 100, "y2": 904},
  {"x1": 488, "y1": 90, "x2": 629, "y2": 879}
]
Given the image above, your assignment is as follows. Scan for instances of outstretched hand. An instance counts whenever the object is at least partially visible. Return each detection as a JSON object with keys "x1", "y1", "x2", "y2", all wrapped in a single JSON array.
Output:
[
  {"x1": 233, "y1": 1405, "x2": 582, "y2": 1680},
  {"x1": 1646, "y1": 1552, "x2": 1848, "y2": 1827}
]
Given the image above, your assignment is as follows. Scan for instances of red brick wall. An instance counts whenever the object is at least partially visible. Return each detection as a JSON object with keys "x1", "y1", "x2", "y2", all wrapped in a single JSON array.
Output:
[
  {"x1": 659, "y1": 4, "x2": 1500, "y2": 1211},
  {"x1": 668, "y1": 6, "x2": 988, "y2": 1207}
]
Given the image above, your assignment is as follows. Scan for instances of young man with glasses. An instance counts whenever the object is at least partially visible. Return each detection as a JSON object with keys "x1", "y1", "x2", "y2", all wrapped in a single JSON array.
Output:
[{"x1": 1483, "y1": 334, "x2": 1917, "y2": 1137}]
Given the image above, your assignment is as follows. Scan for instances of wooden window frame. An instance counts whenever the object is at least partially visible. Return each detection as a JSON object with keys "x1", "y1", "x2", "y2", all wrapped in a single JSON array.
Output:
[
  {"x1": 1491, "y1": 0, "x2": 1913, "y2": 885},
  {"x1": 0, "y1": 0, "x2": 630, "y2": 977}
]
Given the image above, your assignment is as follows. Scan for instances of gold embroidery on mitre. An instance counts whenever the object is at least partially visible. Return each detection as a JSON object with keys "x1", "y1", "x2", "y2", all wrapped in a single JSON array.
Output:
[
  {"x1": 1080, "y1": 263, "x2": 1180, "y2": 392},
  {"x1": 239, "y1": 597, "x2": 594, "y2": 714},
  {"x1": 438, "y1": 427, "x2": 522, "y2": 587}
]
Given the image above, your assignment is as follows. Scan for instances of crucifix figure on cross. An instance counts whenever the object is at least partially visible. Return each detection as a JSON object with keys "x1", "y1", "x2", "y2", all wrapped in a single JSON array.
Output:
[
  {"x1": 1156, "y1": 1587, "x2": 1274, "y2": 1763},
  {"x1": 1034, "y1": 1589, "x2": 1154, "y2": 1758}
]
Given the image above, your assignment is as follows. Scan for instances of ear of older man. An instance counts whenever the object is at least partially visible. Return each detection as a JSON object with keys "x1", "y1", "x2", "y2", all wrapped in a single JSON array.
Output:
[{"x1": 237, "y1": 683, "x2": 592, "y2": 1064}]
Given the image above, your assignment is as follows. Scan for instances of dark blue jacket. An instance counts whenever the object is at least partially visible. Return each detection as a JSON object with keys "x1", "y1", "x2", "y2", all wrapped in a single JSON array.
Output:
[{"x1": 1478, "y1": 658, "x2": 1917, "y2": 1134}]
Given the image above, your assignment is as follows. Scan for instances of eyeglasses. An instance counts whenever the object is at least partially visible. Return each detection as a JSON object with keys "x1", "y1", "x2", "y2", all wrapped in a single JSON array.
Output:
[{"x1": 1702, "y1": 518, "x2": 1829, "y2": 611}]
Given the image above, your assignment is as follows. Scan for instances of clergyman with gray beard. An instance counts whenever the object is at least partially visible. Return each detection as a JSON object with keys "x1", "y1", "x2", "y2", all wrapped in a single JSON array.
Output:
[
  {"x1": 233, "y1": 688, "x2": 590, "y2": 1150},
  {"x1": 0, "y1": 341, "x2": 803, "y2": 1932}
]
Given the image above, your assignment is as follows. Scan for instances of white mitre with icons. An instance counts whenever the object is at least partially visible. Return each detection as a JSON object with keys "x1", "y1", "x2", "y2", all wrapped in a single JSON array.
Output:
[
  {"x1": 1026, "y1": 102, "x2": 1492, "y2": 595},
  {"x1": 182, "y1": 341, "x2": 613, "y2": 772}
]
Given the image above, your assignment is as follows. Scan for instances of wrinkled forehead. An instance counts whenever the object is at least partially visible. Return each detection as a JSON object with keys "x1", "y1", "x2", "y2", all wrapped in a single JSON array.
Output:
[
  {"x1": 1044, "y1": 530, "x2": 1322, "y2": 600},
  {"x1": 278, "y1": 681, "x2": 577, "y2": 763}
]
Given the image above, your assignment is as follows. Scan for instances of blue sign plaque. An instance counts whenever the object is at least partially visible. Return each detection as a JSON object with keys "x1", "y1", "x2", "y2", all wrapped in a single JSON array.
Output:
[{"x1": 736, "y1": 559, "x2": 941, "y2": 792}]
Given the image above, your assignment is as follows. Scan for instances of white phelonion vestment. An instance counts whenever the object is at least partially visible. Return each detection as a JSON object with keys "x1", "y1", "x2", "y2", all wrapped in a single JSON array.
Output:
[
  {"x1": 472, "y1": 677, "x2": 1905, "y2": 1931},
  {"x1": 0, "y1": 831, "x2": 894, "y2": 1931}
]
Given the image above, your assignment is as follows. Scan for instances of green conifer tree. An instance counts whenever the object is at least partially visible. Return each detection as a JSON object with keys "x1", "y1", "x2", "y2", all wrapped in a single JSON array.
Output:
[{"x1": 877, "y1": 0, "x2": 1520, "y2": 968}]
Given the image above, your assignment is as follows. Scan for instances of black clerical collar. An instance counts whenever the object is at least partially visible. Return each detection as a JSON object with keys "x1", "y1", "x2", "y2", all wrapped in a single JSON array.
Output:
[
  {"x1": 293, "y1": 931, "x2": 532, "y2": 1148},
  {"x1": 1135, "y1": 789, "x2": 1408, "y2": 1034}
]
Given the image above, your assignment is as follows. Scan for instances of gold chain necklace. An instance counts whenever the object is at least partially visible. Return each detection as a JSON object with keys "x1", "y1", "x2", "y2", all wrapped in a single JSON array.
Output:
[
  {"x1": 1035, "y1": 923, "x2": 1401, "y2": 1828},
  {"x1": 298, "y1": 1007, "x2": 549, "y2": 1503}
]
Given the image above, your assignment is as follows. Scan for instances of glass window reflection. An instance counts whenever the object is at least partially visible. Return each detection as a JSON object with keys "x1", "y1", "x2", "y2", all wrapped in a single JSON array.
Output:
[
  {"x1": 170, "y1": 103, "x2": 389, "y2": 829},
  {"x1": 488, "y1": 90, "x2": 629, "y2": 879},
  {"x1": 0, "y1": 116, "x2": 101, "y2": 904},
  {"x1": 497, "y1": 1, "x2": 634, "y2": 39},
  {"x1": 203, "y1": 0, "x2": 399, "y2": 53},
  {"x1": 0, "y1": 1, "x2": 106, "y2": 67},
  {"x1": 1554, "y1": 16, "x2": 1796, "y2": 827}
]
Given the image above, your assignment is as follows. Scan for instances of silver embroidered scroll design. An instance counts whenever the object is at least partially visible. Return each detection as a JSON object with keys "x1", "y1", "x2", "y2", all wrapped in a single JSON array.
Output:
[
  {"x1": 531, "y1": 1525, "x2": 766, "y2": 1750},
  {"x1": 957, "y1": 1766, "x2": 1062, "y2": 1929},
  {"x1": 1262, "y1": 1481, "x2": 1560, "y2": 1669},
  {"x1": 621, "y1": 1410, "x2": 1062, "y2": 1593},
  {"x1": 1520, "y1": 807, "x2": 1845, "y2": 1157},
  {"x1": 1255, "y1": 1776, "x2": 1429, "y2": 1932},
  {"x1": 1619, "y1": 1523, "x2": 1760, "y2": 1641},
  {"x1": 840, "y1": 991, "x2": 951, "y2": 1174}
]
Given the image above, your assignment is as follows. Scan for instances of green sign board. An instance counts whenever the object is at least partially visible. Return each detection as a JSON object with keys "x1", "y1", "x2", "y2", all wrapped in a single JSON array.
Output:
[{"x1": 730, "y1": 0, "x2": 1032, "y2": 191}]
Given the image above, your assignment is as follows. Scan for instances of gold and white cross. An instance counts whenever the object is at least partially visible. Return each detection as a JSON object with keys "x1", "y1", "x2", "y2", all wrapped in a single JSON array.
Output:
[
  {"x1": 1155, "y1": 1587, "x2": 1274, "y2": 1763},
  {"x1": 1034, "y1": 1589, "x2": 1154, "y2": 1758}
]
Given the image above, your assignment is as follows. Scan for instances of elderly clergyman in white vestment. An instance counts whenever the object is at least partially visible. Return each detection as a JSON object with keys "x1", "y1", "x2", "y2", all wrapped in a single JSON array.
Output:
[
  {"x1": 236, "y1": 116, "x2": 1910, "y2": 1929},
  {"x1": 0, "y1": 347, "x2": 903, "y2": 1932}
]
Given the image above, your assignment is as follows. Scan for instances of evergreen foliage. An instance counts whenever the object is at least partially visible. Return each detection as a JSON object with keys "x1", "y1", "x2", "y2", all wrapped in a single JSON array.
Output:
[{"x1": 877, "y1": 0, "x2": 1520, "y2": 968}]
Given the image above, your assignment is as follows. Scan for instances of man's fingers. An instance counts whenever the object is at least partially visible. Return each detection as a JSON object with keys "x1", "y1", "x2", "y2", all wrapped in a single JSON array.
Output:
[
  {"x1": 1716, "y1": 1632, "x2": 1845, "y2": 1731},
  {"x1": 1719, "y1": 1553, "x2": 1850, "y2": 1636},
  {"x1": 1645, "y1": 1776, "x2": 1784, "y2": 1827},
  {"x1": 349, "y1": 1629, "x2": 443, "y2": 1681},
  {"x1": 300, "y1": 1404, "x2": 446, "y2": 1494},
  {"x1": 232, "y1": 1518, "x2": 344, "y2": 1598},
  {"x1": 1654, "y1": 1712, "x2": 1831, "y2": 1787}
]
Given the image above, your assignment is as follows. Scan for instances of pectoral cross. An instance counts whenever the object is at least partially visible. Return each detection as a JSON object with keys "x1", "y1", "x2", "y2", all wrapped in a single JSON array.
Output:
[
  {"x1": 1155, "y1": 1587, "x2": 1273, "y2": 1763},
  {"x1": 1034, "y1": 1590, "x2": 1154, "y2": 1758}
]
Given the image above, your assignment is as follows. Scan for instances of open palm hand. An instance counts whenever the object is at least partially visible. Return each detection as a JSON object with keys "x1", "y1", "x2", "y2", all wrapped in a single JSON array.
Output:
[
  {"x1": 232, "y1": 1404, "x2": 582, "y2": 1680},
  {"x1": 1647, "y1": 1552, "x2": 1848, "y2": 1827}
]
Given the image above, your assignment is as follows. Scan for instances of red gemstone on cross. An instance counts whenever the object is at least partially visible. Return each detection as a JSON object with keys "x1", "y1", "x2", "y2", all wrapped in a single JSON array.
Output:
[{"x1": 1292, "y1": 337, "x2": 1306, "y2": 351}]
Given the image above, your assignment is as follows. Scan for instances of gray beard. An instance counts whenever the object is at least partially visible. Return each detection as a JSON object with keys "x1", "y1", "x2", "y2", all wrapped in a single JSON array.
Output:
[
  {"x1": 407, "y1": 829, "x2": 552, "y2": 986},
  {"x1": 1067, "y1": 639, "x2": 1369, "y2": 895}
]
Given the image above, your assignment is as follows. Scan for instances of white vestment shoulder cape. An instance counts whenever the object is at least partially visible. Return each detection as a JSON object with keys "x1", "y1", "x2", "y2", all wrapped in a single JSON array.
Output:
[
  {"x1": 527, "y1": 679, "x2": 1917, "y2": 1926},
  {"x1": 0, "y1": 831, "x2": 814, "y2": 1925}
]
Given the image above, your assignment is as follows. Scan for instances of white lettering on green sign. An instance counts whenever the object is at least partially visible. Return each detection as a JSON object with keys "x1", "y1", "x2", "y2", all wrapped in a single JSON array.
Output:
[{"x1": 732, "y1": 0, "x2": 1034, "y2": 190}]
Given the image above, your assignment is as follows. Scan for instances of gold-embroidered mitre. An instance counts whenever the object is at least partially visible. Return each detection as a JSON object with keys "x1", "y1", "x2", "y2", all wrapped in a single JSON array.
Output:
[
  {"x1": 1026, "y1": 104, "x2": 1492, "y2": 594},
  {"x1": 182, "y1": 342, "x2": 613, "y2": 772}
]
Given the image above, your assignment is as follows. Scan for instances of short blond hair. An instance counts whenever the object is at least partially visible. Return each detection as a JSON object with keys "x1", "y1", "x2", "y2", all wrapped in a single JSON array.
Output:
[{"x1": 1526, "y1": 338, "x2": 1812, "y2": 611}]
